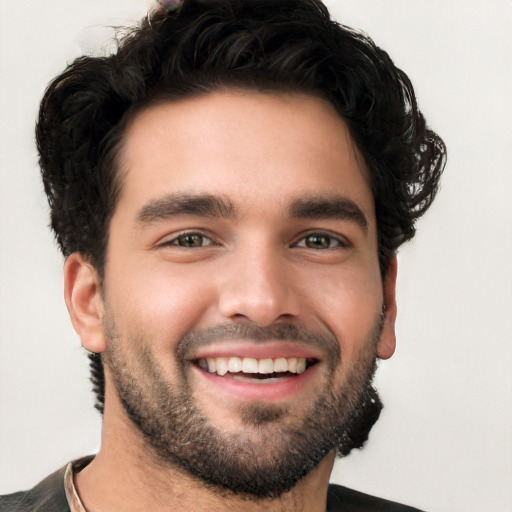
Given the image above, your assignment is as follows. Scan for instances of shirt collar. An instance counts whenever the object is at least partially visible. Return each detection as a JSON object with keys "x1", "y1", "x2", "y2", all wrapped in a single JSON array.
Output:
[{"x1": 63, "y1": 459, "x2": 91, "y2": 512}]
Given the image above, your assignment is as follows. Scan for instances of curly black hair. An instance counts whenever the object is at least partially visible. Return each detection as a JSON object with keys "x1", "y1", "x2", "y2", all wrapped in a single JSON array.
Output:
[{"x1": 36, "y1": 0, "x2": 445, "y2": 415}]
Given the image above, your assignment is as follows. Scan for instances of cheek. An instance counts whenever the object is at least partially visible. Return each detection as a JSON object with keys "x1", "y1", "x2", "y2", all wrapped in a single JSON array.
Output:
[
  {"x1": 105, "y1": 262, "x2": 217, "y2": 349},
  {"x1": 299, "y1": 263, "x2": 383, "y2": 359}
]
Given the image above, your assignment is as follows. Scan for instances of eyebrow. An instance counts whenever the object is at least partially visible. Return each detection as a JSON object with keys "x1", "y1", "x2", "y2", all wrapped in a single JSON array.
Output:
[
  {"x1": 137, "y1": 193, "x2": 236, "y2": 224},
  {"x1": 290, "y1": 196, "x2": 368, "y2": 233},
  {"x1": 136, "y1": 192, "x2": 368, "y2": 233}
]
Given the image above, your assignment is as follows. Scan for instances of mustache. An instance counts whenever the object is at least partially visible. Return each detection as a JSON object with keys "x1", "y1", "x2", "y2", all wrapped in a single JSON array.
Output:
[{"x1": 176, "y1": 323, "x2": 341, "y2": 368}]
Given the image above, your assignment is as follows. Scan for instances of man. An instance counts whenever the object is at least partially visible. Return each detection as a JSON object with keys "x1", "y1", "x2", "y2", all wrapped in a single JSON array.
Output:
[{"x1": 0, "y1": 0, "x2": 446, "y2": 510}]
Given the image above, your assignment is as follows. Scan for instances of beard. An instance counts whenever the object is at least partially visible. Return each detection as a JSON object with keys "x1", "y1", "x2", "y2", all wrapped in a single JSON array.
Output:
[{"x1": 102, "y1": 314, "x2": 383, "y2": 499}]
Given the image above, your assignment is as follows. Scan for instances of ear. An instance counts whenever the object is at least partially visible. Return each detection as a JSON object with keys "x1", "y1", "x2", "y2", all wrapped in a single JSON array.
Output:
[
  {"x1": 64, "y1": 253, "x2": 106, "y2": 354},
  {"x1": 376, "y1": 256, "x2": 398, "y2": 360}
]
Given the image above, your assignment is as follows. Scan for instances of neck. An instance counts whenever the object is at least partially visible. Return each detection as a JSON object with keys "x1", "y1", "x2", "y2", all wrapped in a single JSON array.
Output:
[{"x1": 75, "y1": 391, "x2": 335, "y2": 512}]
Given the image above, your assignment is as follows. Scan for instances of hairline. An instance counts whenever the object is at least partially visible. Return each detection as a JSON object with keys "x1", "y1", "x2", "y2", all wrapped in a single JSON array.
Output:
[{"x1": 91, "y1": 83, "x2": 388, "y2": 280}]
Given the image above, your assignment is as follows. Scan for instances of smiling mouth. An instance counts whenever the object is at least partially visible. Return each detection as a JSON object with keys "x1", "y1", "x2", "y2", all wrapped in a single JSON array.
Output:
[{"x1": 195, "y1": 356, "x2": 318, "y2": 382}]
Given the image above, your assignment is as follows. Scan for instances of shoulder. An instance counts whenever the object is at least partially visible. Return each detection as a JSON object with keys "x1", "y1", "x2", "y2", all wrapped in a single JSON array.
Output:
[
  {"x1": 327, "y1": 483, "x2": 425, "y2": 512},
  {"x1": 0, "y1": 466, "x2": 69, "y2": 512}
]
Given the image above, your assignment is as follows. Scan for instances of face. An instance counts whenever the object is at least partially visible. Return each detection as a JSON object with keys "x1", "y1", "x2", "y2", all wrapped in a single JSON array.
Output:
[{"x1": 89, "y1": 90, "x2": 396, "y2": 496}]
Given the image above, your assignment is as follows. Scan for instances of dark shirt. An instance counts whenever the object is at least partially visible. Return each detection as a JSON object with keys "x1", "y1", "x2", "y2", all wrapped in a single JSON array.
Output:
[{"x1": 0, "y1": 460, "x2": 424, "y2": 511}]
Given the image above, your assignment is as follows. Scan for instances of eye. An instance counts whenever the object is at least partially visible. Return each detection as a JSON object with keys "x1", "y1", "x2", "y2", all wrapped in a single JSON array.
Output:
[
  {"x1": 295, "y1": 233, "x2": 346, "y2": 250},
  {"x1": 167, "y1": 232, "x2": 214, "y2": 248}
]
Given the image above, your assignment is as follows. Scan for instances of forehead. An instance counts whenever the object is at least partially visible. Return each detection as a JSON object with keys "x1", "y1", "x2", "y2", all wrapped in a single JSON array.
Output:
[{"x1": 117, "y1": 89, "x2": 374, "y2": 222}]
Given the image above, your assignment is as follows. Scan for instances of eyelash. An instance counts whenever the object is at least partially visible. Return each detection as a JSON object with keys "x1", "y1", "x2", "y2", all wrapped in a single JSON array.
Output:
[
  {"x1": 160, "y1": 230, "x2": 349, "y2": 250},
  {"x1": 293, "y1": 231, "x2": 349, "y2": 250},
  {"x1": 162, "y1": 231, "x2": 216, "y2": 248}
]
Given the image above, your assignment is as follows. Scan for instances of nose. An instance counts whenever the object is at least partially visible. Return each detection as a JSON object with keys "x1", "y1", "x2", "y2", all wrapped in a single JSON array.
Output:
[{"x1": 217, "y1": 243, "x2": 300, "y2": 326}]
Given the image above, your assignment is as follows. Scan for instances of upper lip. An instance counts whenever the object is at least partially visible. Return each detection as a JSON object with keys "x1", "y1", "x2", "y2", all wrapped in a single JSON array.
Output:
[{"x1": 188, "y1": 341, "x2": 321, "y2": 362}]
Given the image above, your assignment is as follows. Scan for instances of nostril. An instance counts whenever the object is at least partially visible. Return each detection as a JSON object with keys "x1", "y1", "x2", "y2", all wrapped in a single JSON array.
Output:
[{"x1": 217, "y1": 269, "x2": 300, "y2": 326}]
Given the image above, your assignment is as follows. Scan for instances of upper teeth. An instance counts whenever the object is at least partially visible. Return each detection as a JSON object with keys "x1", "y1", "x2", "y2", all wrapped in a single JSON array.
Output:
[{"x1": 197, "y1": 357, "x2": 307, "y2": 376}]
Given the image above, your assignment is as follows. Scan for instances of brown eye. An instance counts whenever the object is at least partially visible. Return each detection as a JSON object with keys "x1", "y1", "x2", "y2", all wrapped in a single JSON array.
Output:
[
  {"x1": 295, "y1": 233, "x2": 346, "y2": 250},
  {"x1": 172, "y1": 233, "x2": 213, "y2": 248},
  {"x1": 304, "y1": 234, "x2": 332, "y2": 249}
]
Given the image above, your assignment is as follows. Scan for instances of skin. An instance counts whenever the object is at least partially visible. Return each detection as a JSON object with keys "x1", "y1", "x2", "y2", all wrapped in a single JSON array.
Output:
[{"x1": 64, "y1": 90, "x2": 397, "y2": 511}]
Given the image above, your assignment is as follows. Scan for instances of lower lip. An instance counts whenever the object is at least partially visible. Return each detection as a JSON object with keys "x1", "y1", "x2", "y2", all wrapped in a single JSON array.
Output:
[{"x1": 191, "y1": 364, "x2": 320, "y2": 401}]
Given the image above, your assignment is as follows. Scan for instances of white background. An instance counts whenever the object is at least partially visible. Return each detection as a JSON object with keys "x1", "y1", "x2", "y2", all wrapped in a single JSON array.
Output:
[{"x1": 1, "y1": 1, "x2": 511, "y2": 511}]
